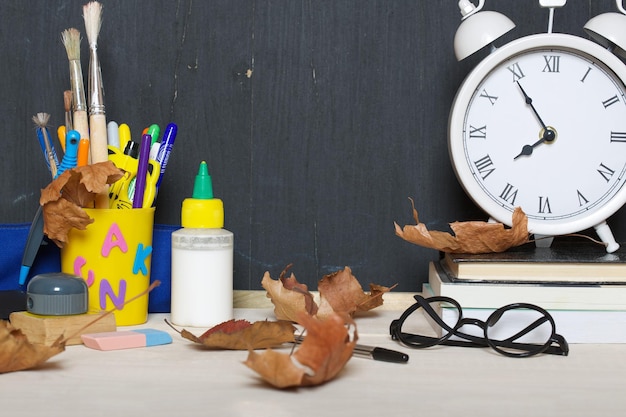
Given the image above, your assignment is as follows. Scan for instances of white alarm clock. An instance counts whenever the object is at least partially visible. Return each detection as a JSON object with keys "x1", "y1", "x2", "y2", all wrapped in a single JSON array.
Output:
[{"x1": 448, "y1": 0, "x2": 626, "y2": 252}]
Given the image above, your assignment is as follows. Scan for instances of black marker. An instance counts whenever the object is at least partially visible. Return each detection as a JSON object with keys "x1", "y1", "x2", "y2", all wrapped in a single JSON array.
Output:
[{"x1": 294, "y1": 335, "x2": 409, "y2": 364}]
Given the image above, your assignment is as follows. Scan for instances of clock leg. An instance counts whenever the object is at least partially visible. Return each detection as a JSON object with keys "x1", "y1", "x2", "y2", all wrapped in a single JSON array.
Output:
[
  {"x1": 533, "y1": 234, "x2": 554, "y2": 248},
  {"x1": 594, "y1": 221, "x2": 620, "y2": 253}
]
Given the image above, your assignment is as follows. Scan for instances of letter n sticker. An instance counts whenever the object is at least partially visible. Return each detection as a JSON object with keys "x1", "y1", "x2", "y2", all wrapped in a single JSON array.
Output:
[{"x1": 99, "y1": 279, "x2": 127, "y2": 310}]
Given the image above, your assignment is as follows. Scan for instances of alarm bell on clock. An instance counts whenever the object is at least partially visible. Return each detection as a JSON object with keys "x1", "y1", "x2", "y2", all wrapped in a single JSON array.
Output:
[{"x1": 448, "y1": 0, "x2": 626, "y2": 253}]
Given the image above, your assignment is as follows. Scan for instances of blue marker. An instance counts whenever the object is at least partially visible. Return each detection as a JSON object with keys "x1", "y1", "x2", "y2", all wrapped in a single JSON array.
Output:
[{"x1": 155, "y1": 123, "x2": 177, "y2": 190}]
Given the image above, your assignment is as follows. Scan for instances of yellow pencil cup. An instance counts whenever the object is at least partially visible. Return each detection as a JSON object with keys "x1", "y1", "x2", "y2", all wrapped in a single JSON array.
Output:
[{"x1": 60, "y1": 207, "x2": 155, "y2": 325}]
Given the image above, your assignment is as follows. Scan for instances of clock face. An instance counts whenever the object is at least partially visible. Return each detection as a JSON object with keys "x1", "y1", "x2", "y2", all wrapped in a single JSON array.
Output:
[{"x1": 449, "y1": 34, "x2": 626, "y2": 235}]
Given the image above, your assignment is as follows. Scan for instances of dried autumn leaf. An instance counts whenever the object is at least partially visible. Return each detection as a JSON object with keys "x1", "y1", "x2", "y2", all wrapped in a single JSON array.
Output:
[
  {"x1": 316, "y1": 267, "x2": 396, "y2": 319},
  {"x1": 359, "y1": 283, "x2": 396, "y2": 311},
  {"x1": 244, "y1": 312, "x2": 356, "y2": 388},
  {"x1": 263, "y1": 266, "x2": 394, "y2": 323},
  {"x1": 179, "y1": 319, "x2": 295, "y2": 350},
  {"x1": 0, "y1": 321, "x2": 65, "y2": 373},
  {"x1": 40, "y1": 161, "x2": 124, "y2": 247},
  {"x1": 41, "y1": 198, "x2": 94, "y2": 248},
  {"x1": 394, "y1": 199, "x2": 529, "y2": 254},
  {"x1": 261, "y1": 268, "x2": 318, "y2": 322},
  {"x1": 279, "y1": 265, "x2": 318, "y2": 315},
  {"x1": 0, "y1": 280, "x2": 159, "y2": 374}
]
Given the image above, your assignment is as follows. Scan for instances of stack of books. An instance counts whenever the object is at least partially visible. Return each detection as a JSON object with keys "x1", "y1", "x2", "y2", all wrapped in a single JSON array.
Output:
[{"x1": 424, "y1": 240, "x2": 626, "y2": 343}]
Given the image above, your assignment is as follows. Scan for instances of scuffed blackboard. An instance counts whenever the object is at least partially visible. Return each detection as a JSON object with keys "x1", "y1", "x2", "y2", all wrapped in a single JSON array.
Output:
[{"x1": 0, "y1": 0, "x2": 621, "y2": 291}]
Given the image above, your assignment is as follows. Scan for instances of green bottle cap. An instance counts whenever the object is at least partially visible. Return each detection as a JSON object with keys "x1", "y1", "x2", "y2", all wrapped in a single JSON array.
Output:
[
  {"x1": 182, "y1": 161, "x2": 223, "y2": 228},
  {"x1": 192, "y1": 161, "x2": 214, "y2": 199}
]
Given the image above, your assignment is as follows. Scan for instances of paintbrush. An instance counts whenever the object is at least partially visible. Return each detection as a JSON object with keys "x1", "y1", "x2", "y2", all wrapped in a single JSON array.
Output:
[
  {"x1": 61, "y1": 28, "x2": 89, "y2": 150},
  {"x1": 56, "y1": 90, "x2": 74, "y2": 153},
  {"x1": 63, "y1": 90, "x2": 73, "y2": 132},
  {"x1": 32, "y1": 113, "x2": 59, "y2": 180},
  {"x1": 83, "y1": 0, "x2": 108, "y2": 208}
]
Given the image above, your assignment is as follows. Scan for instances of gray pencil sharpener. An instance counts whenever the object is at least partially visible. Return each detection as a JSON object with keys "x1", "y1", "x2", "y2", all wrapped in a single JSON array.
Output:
[{"x1": 27, "y1": 272, "x2": 88, "y2": 315}]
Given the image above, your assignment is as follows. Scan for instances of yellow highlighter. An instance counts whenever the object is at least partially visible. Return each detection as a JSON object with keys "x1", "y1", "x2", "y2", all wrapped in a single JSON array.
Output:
[
  {"x1": 118, "y1": 123, "x2": 131, "y2": 155},
  {"x1": 57, "y1": 125, "x2": 67, "y2": 153},
  {"x1": 108, "y1": 145, "x2": 160, "y2": 209}
]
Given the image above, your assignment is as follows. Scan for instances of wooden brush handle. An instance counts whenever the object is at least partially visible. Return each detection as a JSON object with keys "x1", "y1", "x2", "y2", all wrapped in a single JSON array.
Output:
[
  {"x1": 89, "y1": 113, "x2": 108, "y2": 164},
  {"x1": 73, "y1": 110, "x2": 91, "y2": 164},
  {"x1": 89, "y1": 113, "x2": 110, "y2": 208},
  {"x1": 73, "y1": 111, "x2": 90, "y2": 140}
]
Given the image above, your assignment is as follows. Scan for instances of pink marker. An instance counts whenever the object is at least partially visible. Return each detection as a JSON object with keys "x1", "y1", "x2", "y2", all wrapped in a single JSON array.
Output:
[{"x1": 81, "y1": 329, "x2": 172, "y2": 350}]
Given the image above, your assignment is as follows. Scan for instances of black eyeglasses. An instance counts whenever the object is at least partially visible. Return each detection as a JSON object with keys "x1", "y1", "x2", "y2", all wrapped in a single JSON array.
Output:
[{"x1": 390, "y1": 295, "x2": 569, "y2": 358}]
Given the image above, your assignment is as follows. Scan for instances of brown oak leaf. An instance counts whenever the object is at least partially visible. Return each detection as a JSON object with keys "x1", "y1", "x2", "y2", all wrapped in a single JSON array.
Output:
[
  {"x1": 261, "y1": 267, "x2": 318, "y2": 322},
  {"x1": 178, "y1": 319, "x2": 295, "y2": 350},
  {"x1": 279, "y1": 265, "x2": 318, "y2": 314},
  {"x1": 0, "y1": 321, "x2": 65, "y2": 373},
  {"x1": 244, "y1": 312, "x2": 356, "y2": 388},
  {"x1": 263, "y1": 266, "x2": 393, "y2": 323},
  {"x1": 394, "y1": 199, "x2": 529, "y2": 254},
  {"x1": 316, "y1": 267, "x2": 396, "y2": 319},
  {"x1": 41, "y1": 198, "x2": 94, "y2": 248},
  {"x1": 40, "y1": 161, "x2": 124, "y2": 247}
]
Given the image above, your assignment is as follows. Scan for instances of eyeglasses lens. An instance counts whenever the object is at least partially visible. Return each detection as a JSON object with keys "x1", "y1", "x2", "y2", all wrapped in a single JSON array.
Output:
[{"x1": 483, "y1": 306, "x2": 555, "y2": 355}]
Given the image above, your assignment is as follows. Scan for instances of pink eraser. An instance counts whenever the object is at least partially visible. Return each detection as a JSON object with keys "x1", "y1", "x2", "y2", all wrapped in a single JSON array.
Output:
[{"x1": 81, "y1": 329, "x2": 172, "y2": 350}]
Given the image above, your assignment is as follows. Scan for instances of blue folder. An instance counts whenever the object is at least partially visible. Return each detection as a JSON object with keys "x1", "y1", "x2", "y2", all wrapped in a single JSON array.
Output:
[{"x1": 0, "y1": 223, "x2": 176, "y2": 313}]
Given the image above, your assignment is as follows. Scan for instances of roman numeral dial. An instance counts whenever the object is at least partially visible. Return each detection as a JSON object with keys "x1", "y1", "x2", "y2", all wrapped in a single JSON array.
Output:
[{"x1": 449, "y1": 34, "x2": 626, "y2": 238}]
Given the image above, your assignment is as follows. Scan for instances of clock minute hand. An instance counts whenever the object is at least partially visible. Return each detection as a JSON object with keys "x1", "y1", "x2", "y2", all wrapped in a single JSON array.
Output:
[{"x1": 517, "y1": 81, "x2": 548, "y2": 129}]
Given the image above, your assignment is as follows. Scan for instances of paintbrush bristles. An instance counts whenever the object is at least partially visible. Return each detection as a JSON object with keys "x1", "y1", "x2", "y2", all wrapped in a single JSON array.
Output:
[
  {"x1": 63, "y1": 90, "x2": 72, "y2": 112},
  {"x1": 61, "y1": 28, "x2": 81, "y2": 61},
  {"x1": 62, "y1": 27, "x2": 88, "y2": 114},
  {"x1": 32, "y1": 112, "x2": 51, "y2": 128},
  {"x1": 63, "y1": 90, "x2": 73, "y2": 130},
  {"x1": 83, "y1": 1, "x2": 103, "y2": 47},
  {"x1": 32, "y1": 113, "x2": 58, "y2": 179}
]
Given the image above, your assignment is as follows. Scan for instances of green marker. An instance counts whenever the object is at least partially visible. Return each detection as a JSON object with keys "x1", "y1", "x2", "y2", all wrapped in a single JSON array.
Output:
[{"x1": 147, "y1": 124, "x2": 160, "y2": 146}]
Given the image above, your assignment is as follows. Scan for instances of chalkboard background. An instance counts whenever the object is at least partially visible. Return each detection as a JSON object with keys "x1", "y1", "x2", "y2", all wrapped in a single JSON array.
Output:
[{"x1": 0, "y1": 0, "x2": 622, "y2": 291}]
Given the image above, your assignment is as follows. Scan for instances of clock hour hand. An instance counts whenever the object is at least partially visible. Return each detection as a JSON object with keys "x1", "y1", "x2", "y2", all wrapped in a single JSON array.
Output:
[
  {"x1": 517, "y1": 81, "x2": 548, "y2": 129},
  {"x1": 514, "y1": 139, "x2": 543, "y2": 159},
  {"x1": 514, "y1": 127, "x2": 557, "y2": 160}
]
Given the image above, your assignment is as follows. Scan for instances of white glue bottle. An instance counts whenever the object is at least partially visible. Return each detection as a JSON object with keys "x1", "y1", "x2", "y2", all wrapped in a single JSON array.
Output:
[{"x1": 170, "y1": 161, "x2": 234, "y2": 327}]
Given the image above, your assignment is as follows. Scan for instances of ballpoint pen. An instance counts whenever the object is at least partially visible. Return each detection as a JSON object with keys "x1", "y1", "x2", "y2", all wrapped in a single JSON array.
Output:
[{"x1": 294, "y1": 335, "x2": 409, "y2": 363}]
